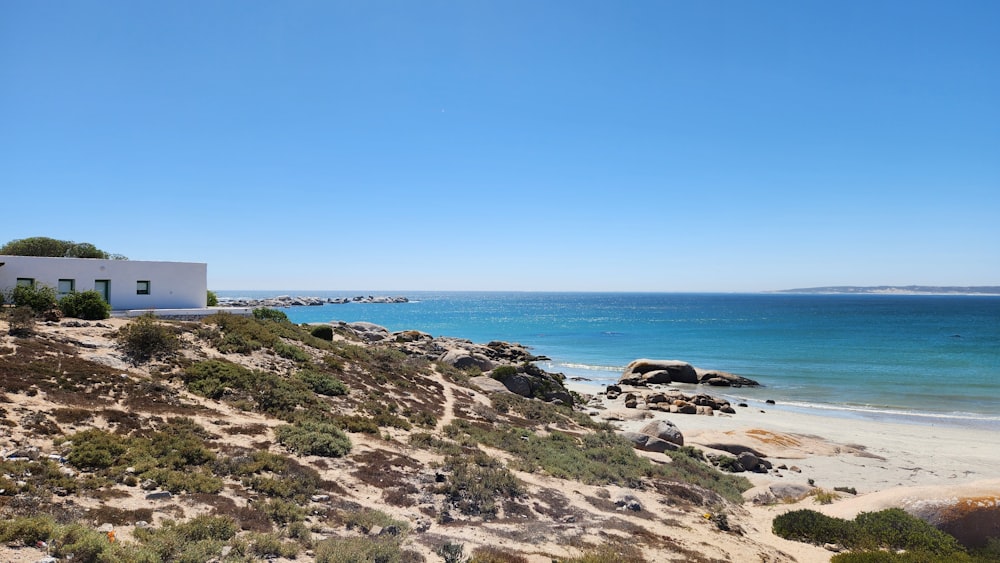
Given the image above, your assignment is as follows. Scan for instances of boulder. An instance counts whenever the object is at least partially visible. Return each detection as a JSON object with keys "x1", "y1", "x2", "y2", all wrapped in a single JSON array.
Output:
[
  {"x1": 439, "y1": 349, "x2": 494, "y2": 371},
  {"x1": 737, "y1": 451, "x2": 760, "y2": 472},
  {"x1": 621, "y1": 431, "x2": 675, "y2": 453},
  {"x1": 638, "y1": 420, "x2": 684, "y2": 446},
  {"x1": 696, "y1": 369, "x2": 760, "y2": 387},
  {"x1": 619, "y1": 359, "x2": 698, "y2": 385}
]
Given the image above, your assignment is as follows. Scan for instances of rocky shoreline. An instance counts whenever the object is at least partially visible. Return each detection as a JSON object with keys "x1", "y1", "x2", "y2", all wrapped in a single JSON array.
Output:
[{"x1": 217, "y1": 294, "x2": 409, "y2": 308}]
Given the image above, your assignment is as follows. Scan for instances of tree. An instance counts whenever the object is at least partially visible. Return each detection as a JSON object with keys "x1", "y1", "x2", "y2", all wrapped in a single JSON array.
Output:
[{"x1": 0, "y1": 237, "x2": 125, "y2": 259}]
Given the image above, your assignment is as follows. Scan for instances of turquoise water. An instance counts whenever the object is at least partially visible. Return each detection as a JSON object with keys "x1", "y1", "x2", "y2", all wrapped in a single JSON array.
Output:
[{"x1": 217, "y1": 291, "x2": 1000, "y2": 428}]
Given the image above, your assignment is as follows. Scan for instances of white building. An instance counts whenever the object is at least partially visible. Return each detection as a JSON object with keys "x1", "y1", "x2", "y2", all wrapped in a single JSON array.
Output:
[{"x1": 0, "y1": 255, "x2": 207, "y2": 311}]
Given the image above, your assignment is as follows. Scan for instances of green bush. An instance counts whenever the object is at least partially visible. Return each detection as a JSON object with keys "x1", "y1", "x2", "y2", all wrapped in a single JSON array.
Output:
[
  {"x1": 275, "y1": 421, "x2": 352, "y2": 457},
  {"x1": 490, "y1": 365, "x2": 519, "y2": 380},
  {"x1": 773, "y1": 508, "x2": 966, "y2": 557},
  {"x1": 67, "y1": 429, "x2": 129, "y2": 470},
  {"x1": 7, "y1": 283, "x2": 58, "y2": 313},
  {"x1": 253, "y1": 307, "x2": 289, "y2": 322},
  {"x1": 310, "y1": 324, "x2": 334, "y2": 341},
  {"x1": 296, "y1": 369, "x2": 348, "y2": 396},
  {"x1": 59, "y1": 290, "x2": 111, "y2": 320},
  {"x1": 206, "y1": 290, "x2": 219, "y2": 306},
  {"x1": 0, "y1": 514, "x2": 57, "y2": 545},
  {"x1": 273, "y1": 340, "x2": 310, "y2": 362},
  {"x1": 315, "y1": 536, "x2": 404, "y2": 563},
  {"x1": 117, "y1": 313, "x2": 179, "y2": 363}
]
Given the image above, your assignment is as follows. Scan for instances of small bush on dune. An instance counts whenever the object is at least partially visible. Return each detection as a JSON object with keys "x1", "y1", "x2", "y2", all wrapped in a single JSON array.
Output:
[
  {"x1": 275, "y1": 420, "x2": 352, "y2": 457},
  {"x1": 117, "y1": 313, "x2": 179, "y2": 364},
  {"x1": 253, "y1": 307, "x2": 289, "y2": 322},
  {"x1": 310, "y1": 324, "x2": 334, "y2": 341},
  {"x1": 296, "y1": 368, "x2": 348, "y2": 396},
  {"x1": 774, "y1": 508, "x2": 969, "y2": 559}
]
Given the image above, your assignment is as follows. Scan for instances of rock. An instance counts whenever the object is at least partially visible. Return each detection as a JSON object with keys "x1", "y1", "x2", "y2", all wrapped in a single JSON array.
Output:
[
  {"x1": 97, "y1": 523, "x2": 114, "y2": 532},
  {"x1": 614, "y1": 495, "x2": 642, "y2": 511},
  {"x1": 696, "y1": 369, "x2": 760, "y2": 387},
  {"x1": 720, "y1": 405, "x2": 736, "y2": 414},
  {"x1": 638, "y1": 420, "x2": 684, "y2": 446},
  {"x1": 645, "y1": 392, "x2": 668, "y2": 404},
  {"x1": 769, "y1": 483, "x2": 813, "y2": 501},
  {"x1": 620, "y1": 359, "x2": 698, "y2": 385},
  {"x1": 311, "y1": 494, "x2": 330, "y2": 502},
  {"x1": 135, "y1": 521, "x2": 152, "y2": 529},
  {"x1": 145, "y1": 491, "x2": 172, "y2": 500},
  {"x1": 696, "y1": 405, "x2": 715, "y2": 415},
  {"x1": 621, "y1": 431, "x2": 676, "y2": 453},
  {"x1": 676, "y1": 402, "x2": 697, "y2": 414},
  {"x1": 439, "y1": 349, "x2": 494, "y2": 371},
  {"x1": 737, "y1": 451, "x2": 760, "y2": 471},
  {"x1": 624, "y1": 398, "x2": 638, "y2": 409}
]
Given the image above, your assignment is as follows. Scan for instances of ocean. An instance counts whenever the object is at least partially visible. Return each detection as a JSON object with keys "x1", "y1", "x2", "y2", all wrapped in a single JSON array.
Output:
[{"x1": 216, "y1": 291, "x2": 1000, "y2": 429}]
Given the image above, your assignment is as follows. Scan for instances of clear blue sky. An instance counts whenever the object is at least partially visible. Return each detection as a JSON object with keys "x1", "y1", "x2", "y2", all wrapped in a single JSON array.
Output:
[{"x1": 3, "y1": 1, "x2": 998, "y2": 291}]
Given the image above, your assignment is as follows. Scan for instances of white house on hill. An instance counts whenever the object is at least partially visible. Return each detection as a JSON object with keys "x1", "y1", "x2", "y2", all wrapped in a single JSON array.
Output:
[{"x1": 0, "y1": 255, "x2": 207, "y2": 311}]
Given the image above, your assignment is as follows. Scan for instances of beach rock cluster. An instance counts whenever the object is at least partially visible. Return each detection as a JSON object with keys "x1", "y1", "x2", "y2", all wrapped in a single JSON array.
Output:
[
  {"x1": 217, "y1": 295, "x2": 408, "y2": 308},
  {"x1": 604, "y1": 385, "x2": 737, "y2": 415},
  {"x1": 618, "y1": 359, "x2": 759, "y2": 387}
]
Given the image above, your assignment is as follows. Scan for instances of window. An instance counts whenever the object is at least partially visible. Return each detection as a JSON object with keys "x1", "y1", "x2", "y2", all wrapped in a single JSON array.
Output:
[
  {"x1": 16, "y1": 278, "x2": 35, "y2": 288},
  {"x1": 136, "y1": 280, "x2": 150, "y2": 295},
  {"x1": 95, "y1": 280, "x2": 110, "y2": 302},
  {"x1": 58, "y1": 279, "x2": 75, "y2": 298}
]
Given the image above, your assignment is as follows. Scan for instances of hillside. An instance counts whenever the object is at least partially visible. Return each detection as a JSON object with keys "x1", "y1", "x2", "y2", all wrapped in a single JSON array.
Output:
[
  {"x1": 775, "y1": 285, "x2": 1000, "y2": 295},
  {"x1": 0, "y1": 310, "x2": 820, "y2": 562}
]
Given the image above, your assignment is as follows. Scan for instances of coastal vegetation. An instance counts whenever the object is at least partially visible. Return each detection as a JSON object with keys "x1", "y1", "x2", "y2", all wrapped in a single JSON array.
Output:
[{"x1": 0, "y1": 308, "x2": 993, "y2": 561}]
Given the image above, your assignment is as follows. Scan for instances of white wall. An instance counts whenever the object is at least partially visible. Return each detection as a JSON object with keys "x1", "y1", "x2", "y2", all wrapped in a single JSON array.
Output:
[{"x1": 0, "y1": 255, "x2": 207, "y2": 310}]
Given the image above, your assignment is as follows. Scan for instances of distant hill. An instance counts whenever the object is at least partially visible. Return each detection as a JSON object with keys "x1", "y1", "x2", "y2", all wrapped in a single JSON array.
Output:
[{"x1": 775, "y1": 285, "x2": 1000, "y2": 295}]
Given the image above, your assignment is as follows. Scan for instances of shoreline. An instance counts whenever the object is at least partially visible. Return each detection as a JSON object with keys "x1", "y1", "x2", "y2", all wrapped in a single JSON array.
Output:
[
  {"x1": 566, "y1": 378, "x2": 1000, "y2": 521},
  {"x1": 561, "y1": 373, "x2": 1000, "y2": 432}
]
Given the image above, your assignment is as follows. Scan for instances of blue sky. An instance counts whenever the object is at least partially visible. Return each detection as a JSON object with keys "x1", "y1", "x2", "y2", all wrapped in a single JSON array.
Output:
[{"x1": 2, "y1": 1, "x2": 997, "y2": 291}]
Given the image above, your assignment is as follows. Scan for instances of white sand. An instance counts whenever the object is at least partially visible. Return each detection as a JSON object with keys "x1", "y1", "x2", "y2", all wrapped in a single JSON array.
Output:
[{"x1": 568, "y1": 380, "x2": 1000, "y2": 512}]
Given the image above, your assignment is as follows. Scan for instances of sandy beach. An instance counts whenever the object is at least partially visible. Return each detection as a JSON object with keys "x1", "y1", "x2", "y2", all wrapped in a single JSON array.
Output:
[{"x1": 566, "y1": 379, "x2": 1000, "y2": 558}]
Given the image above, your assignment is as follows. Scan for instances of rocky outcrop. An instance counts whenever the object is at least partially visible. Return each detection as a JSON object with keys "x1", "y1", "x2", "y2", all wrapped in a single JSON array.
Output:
[
  {"x1": 618, "y1": 359, "x2": 760, "y2": 387},
  {"x1": 602, "y1": 386, "x2": 736, "y2": 416},
  {"x1": 620, "y1": 359, "x2": 698, "y2": 385},
  {"x1": 217, "y1": 295, "x2": 409, "y2": 308},
  {"x1": 322, "y1": 321, "x2": 571, "y2": 405},
  {"x1": 487, "y1": 363, "x2": 574, "y2": 405}
]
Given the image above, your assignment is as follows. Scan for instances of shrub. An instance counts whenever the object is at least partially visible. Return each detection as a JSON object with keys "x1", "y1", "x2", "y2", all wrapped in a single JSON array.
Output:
[
  {"x1": 490, "y1": 365, "x2": 519, "y2": 380},
  {"x1": 117, "y1": 314, "x2": 179, "y2": 363},
  {"x1": 315, "y1": 536, "x2": 403, "y2": 563},
  {"x1": 275, "y1": 421, "x2": 352, "y2": 457},
  {"x1": 273, "y1": 340, "x2": 310, "y2": 362},
  {"x1": 7, "y1": 283, "x2": 58, "y2": 313},
  {"x1": 773, "y1": 508, "x2": 966, "y2": 556},
  {"x1": 296, "y1": 369, "x2": 348, "y2": 396},
  {"x1": 206, "y1": 290, "x2": 219, "y2": 306},
  {"x1": 67, "y1": 429, "x2": 129, "y2": 470},
  {"x1": 310, "y1": 325, "x2": 334, "y2": 341},
  {"x1": 7, "y1": 305, "x2": 35, "y2": 336},
  {"x1": 0, "y1": 515, "x2": 57, "y2": 545},
  {"x1": 59, "y1": 290, "x2": 111, "y2": 320},
  {"x1": 253, "y1": 307, "x2": 289, "y2": 322}
]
